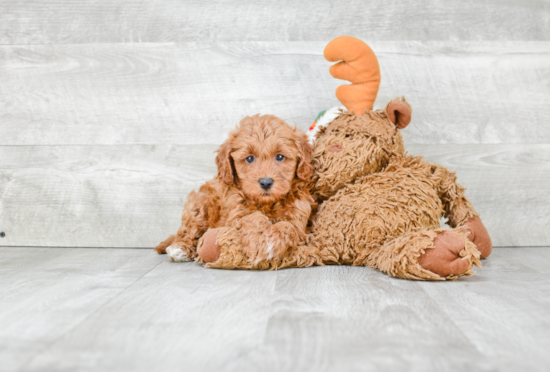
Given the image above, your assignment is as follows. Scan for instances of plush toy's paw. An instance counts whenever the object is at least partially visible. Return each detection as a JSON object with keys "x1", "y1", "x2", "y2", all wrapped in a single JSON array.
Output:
[
  {"x1": 197, "y1": 228, "x2": 221, "y2": 263},
  {"x1": 418, "y1": 231, "x2": 471, "y2": 278},
  {"x1": 463, "y1": 217, "x2": 492, "y2": 258}
]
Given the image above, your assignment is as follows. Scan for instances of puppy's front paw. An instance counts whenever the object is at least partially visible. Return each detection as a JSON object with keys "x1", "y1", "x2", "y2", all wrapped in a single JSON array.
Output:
[
  {"x1": 166, "y1": 245, "x2": 191, "y2": 262},
  {"x1": 247, "y1": 237, "x2": 275, "y2": 265},
  {"x1": 265, "y1": 237, "x2": 276, "y2": 260},
  {"x1": 264, "y1": 222, "x2": 298, "y2": 261}
]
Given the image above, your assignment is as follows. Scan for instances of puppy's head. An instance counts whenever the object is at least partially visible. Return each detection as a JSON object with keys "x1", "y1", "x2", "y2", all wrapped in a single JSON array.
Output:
[{"x1": 216, "y1": 114, "x2": 313, "y2": 205}]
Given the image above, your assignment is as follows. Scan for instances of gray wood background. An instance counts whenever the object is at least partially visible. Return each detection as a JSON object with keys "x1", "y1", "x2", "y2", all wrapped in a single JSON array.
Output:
[{"x1": 1, "y1": 1, "x2": 549, "y2": 248}]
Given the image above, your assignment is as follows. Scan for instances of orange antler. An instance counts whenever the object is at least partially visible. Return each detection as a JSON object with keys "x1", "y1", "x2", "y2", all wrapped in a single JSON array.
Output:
[{"x1": 324, "y1": 36, "x2": 381, "y2": 115}]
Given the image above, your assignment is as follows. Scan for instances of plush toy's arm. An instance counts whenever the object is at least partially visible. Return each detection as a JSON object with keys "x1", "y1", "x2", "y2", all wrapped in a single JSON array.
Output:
[
  {"x1": 197, "y1": 226, "x2": 322, "y2": 270},
  {"x1": 431, "y1": 163, "x2": 492, "y2": 258},
  {"x1": 199, "y1": 193, "x2": 314, "y2": 268},
  {"x1": 431, "y1": 163, "x2": 478, "y2": 227}
]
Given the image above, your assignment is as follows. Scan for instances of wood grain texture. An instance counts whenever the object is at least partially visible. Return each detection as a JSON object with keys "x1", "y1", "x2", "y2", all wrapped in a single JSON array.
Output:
[
  {"x1": 0, "y1": 144, "x2": 217, "y2": 248},
  {"x1": 0, "y1": 247, "x2": 548, "y2": 372},
  {"x1": 416, "y1": 144, "x2": 550, "y2": 247},
  {"x1": 420, "y1": 252, "x2": 550, "y2": 372},
  {"x1": 0, "y1": 247, "x2": 164, "y2": 372},
  {"x1": 1, "y1": 42, "x2": 549, "y2": 146},
  {"x1": 1, "y1": 144, "x2": 548, "y2": 248},
  {"x1": 0, "y1": 0, "x2": 549, "y2": 44}
]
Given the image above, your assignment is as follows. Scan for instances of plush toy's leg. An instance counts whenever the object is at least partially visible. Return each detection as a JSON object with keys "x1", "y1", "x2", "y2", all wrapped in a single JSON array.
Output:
[
  {"x1": 432, "y1": 164, "x2": 492, "y2": 258},
  {"x1": 363, "y1": 228, "x2": 481, "y2": 281},
  {"x1": 197, "y1": 227, "x2": 248, "y2": 269},
  {"x1": 197, "y1": 227, "x2": 323, "y2": 270},
  {"x1": 462, "y1": 217, "x2": 492, "y2": 259}
]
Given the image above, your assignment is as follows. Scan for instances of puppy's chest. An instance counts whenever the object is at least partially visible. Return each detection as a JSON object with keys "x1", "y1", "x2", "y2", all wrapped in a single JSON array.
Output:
[{"x1": 252, "y1": 204, "x2": 294, "y2": 223}]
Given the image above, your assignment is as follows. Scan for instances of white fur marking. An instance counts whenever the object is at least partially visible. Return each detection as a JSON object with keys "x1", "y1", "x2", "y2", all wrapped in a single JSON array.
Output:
[
  {"x1": 266, "y1": 238, "x2": 275, "y2": 260},
  {"x1": 166, "y1": 245, "x2": 191, "y2": 262},
  {"x1": 294, "y1": 199, "x2": 309, "y2": 211}
]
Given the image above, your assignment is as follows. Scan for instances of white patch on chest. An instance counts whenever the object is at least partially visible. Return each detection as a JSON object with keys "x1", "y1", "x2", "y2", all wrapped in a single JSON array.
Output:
[
  {"x1": 294, "y1": 199, "x2": 309, "y2": 211},
  {"x1": 266, "y1": 238, "x2": 275, "y2": 260},
  {"x1": 166, "y1": 245, "x2": 191, "y2": 262}
]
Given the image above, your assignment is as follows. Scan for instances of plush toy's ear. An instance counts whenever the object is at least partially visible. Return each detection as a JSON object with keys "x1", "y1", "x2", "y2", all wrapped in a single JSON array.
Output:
[
  {"x1": 386, "y1": 97, "x2": 412, "y2": 129},
  {"x1": 294, "y1": 130, "x2": 314, "y2": 181},
  {"x1": 215, "y1": 139, "x2": 236, "y2": 186}
]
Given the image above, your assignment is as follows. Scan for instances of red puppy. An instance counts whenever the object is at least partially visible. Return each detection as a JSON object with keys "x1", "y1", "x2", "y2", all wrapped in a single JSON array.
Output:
[{"x1": 155, "y1": 114, "x2": 315, "y2": 263}]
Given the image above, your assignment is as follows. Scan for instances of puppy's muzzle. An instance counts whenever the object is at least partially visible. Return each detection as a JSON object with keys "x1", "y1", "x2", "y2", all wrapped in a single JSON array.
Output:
[{"x1": 259, "y1": 178, "x2": 274, "y2": 190}]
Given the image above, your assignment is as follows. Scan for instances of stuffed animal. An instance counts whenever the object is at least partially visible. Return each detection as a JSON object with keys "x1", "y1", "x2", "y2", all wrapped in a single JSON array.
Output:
[{"x1": 197, "y1": 36, "x2": 492, "y2": 280}]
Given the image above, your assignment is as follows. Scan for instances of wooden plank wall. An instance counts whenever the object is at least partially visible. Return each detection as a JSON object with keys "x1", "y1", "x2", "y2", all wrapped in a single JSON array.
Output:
[{"x1": 0, "y1": 1, "x2": 549, "y2": 248}]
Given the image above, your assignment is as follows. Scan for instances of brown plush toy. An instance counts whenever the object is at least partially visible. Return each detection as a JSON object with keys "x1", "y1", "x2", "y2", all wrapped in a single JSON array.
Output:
[{"x1": 197, "y1": 36, "x2": 492, "y2": 280}]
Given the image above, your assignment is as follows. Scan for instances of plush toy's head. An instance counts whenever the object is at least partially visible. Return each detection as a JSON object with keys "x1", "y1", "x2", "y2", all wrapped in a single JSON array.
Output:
[{"x1": 312, "y1": 36, "x2": 413, "y2": 200}]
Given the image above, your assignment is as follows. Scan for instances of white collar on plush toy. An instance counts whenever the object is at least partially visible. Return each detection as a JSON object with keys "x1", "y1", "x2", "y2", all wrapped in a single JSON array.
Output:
[
  {"x1": 307, "y1": 106, "x2": 344, "y2": 144},
  {"x1": 306, "y1": 104, "x2": 385, "y2": 144}
]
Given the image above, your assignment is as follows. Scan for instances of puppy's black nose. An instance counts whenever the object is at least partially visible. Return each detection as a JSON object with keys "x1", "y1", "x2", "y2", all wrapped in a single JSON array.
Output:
[{"x1": 259, "y1": 178, "x2": 274, "y2": 190}]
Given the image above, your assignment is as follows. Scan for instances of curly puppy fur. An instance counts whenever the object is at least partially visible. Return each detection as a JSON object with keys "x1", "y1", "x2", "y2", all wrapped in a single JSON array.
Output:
[{"x1": 155, "y1": 114, "x2": 316, "y2": 263}]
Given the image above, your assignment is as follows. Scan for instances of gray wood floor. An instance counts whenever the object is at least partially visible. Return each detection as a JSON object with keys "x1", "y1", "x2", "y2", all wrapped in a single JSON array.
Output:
[{"x1": 1, "y1": 247, "x2": 549, "y2": 372}]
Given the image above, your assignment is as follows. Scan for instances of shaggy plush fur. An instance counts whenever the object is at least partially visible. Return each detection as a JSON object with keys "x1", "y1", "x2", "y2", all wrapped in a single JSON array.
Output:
[{"x1": 155, "y1": 114, "x2": 316, "y2": 263}]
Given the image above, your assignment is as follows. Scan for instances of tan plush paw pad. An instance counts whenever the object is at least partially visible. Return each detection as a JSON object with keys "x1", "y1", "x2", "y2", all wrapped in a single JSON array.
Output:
[
  {"x1": 463, "y1": 217, "x2": 492, "y2": 258},
  {"x1": 198, "y1": 228, "x2": 221, "y2": 263},
  {"x1": 418, "y1": 231, "x2": 470, "y2": 278}
]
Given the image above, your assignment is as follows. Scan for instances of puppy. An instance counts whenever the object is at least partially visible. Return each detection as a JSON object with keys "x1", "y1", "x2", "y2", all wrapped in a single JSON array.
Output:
[{"x1": 155, "y1": 114, "x2": 315, "y2": 263}]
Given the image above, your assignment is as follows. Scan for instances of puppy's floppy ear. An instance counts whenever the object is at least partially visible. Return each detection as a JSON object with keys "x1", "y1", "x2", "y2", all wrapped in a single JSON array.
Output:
[
  {"x1": 215, "y1": 138, "x2": 236, "y2": 186},
  {"x1": 386, "y1": 97, "x2": 412, "y2": 129},
  {"x1": 294, "y1": 129, "x2": 314, "y2": 181}
]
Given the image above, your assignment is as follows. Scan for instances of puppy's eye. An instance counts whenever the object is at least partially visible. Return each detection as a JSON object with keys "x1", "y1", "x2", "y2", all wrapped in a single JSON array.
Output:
[
  {"x1": 275, "y1": 154, "x2": 285, "y2": 162},
  {"x1": 245, "y1": 156, "x2": 255, "y2": 164}
]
